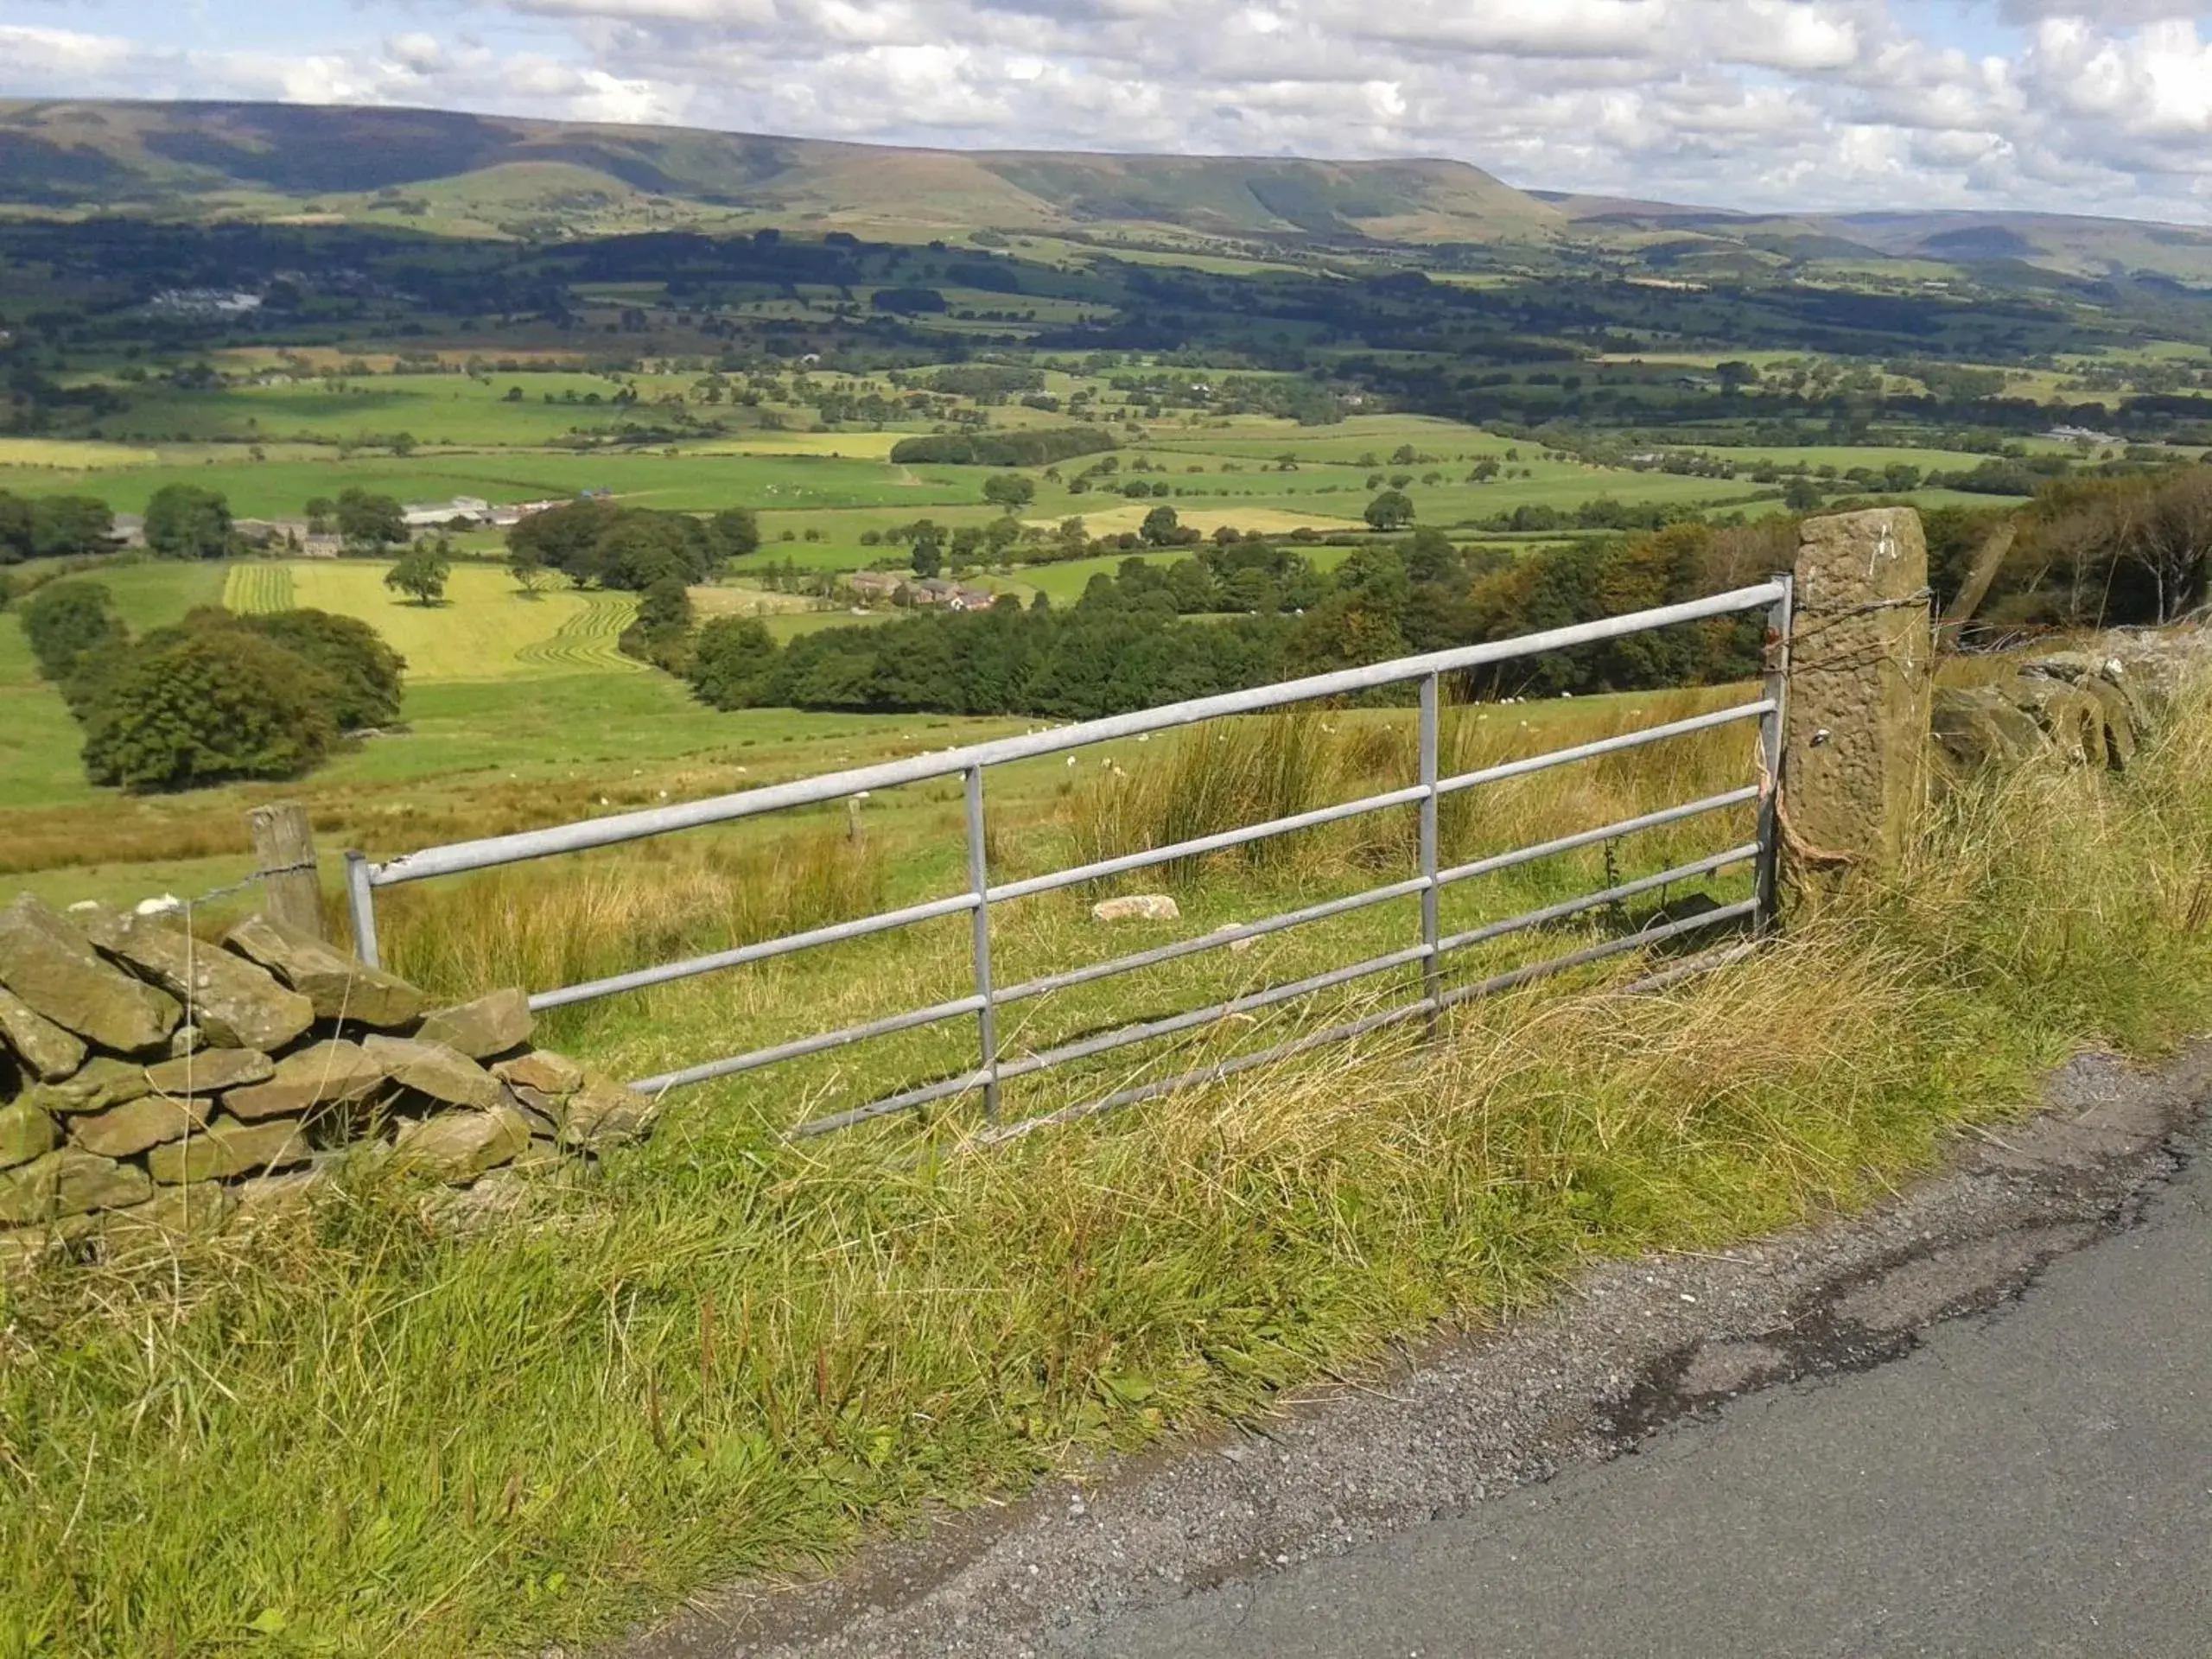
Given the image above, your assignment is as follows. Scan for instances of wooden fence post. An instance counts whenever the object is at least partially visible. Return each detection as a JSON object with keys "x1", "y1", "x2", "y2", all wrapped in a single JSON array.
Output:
[{"x1": 247, "y1": 803, "x2": 327, "y2": 941}]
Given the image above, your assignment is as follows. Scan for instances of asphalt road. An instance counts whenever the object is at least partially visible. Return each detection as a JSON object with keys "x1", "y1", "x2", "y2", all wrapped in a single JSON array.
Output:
[{"x1": 1077, "y1": 1125, "x2": 2212, "y2": 1659}]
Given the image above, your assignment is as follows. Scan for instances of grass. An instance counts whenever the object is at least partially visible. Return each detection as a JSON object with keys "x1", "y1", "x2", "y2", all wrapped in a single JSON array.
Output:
[
  {"x1": 221, "y1": 562, "x2": 296, "y2": 614},
  {"x1": 4, "y1": 668, "x2": 2209, "y2": 1656},
  {"x1": 276, "y1": 562, "x2": 641, "y2": 683},
  {"x1": 2, "y1": 661, "x2": 2209, "y2": 1654}
]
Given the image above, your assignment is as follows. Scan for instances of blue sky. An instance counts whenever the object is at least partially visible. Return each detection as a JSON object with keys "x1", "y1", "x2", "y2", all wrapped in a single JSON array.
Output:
[{"x1": 6, "y1": 1, "x2": 2210, "y2": 222}]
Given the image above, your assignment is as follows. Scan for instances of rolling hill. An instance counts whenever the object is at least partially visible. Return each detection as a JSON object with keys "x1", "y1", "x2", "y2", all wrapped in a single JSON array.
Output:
[
  {"x1": 3, "y1": 99, "x2": 2210, "y2": 286},
  {"x1": 0, "y1": 99, "x2": 1564, "y2": 246}
]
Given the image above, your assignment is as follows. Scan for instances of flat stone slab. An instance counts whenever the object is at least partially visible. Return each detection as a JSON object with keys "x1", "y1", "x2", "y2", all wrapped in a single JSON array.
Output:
[
  {"x1": 222, "y1": 915, "x2": 426, "y2": 1029},
  {"x1": 562, "y1": 1075, "x2": 658, "y2": 1148},
  {"x1": 0, "y1": 894, "x2": 180, "y2": 1055},
  {"x1": 1092, "y1": 894, "x2": 1181, "y2": 924},
  {"x1": 359, "y1": 1035, "x2": 507, "y2": 1113},
  {"x1": 224, "y1": 1039, "x2": 388, "y2": 1122},
  {"x1": 391, "y1": 1105, "x2": 531, "y2": 1183},
  {"x1": 1, "y1": 1147, "x2": 153, "y2": 1224},
  {"x1": 0, "y1": 1102, "x2": 60, "y2": 1171},
  {"x1": 81, "y1": 910, "x2": 315, "y2": 1052},
  {"x1": 100, "y1": 1181, "x2": 235, "y2": 1246},
  {"x1": 417, "y1": 988, "x2": 534, "y2": 1060},
  {"x1": 145, "y1": 1116, "x2": 311, "y2": 1185},
  {"x1": 0, "y1": 985, "x2": 87, "y2": 1082},
  {"x1": 70, "y1": 1093, "x2": 211, "y2": 1158},
  {"x1": 141, "y1": 1047, "x2": 274, "y2": 1097},
  {"x1": 21, "y1": 1056, "x2": 154, "y2": 1116},
  {"x1": 496, "y1": 1050, "x2": 585, "y2": 1096}
]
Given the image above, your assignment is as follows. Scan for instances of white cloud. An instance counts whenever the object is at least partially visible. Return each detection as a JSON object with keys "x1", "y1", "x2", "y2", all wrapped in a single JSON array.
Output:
[{"x1": 3, "y1": 3, "x2": 2209, "y2": 223}]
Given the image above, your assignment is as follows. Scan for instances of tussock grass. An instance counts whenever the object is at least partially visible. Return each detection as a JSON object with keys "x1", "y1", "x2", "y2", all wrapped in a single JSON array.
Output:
[
  {"x1": 3, "y1": 673, "x2": 2209, "y2": 1657},
  {"x1": 372, "y1": 827, "x2": 885, "y2": 1001}
]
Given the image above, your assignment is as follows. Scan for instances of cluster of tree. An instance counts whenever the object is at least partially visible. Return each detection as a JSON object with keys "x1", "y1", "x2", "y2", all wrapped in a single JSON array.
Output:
[
  {"x1": 306, "y1": 488, "x2": 412, "y2": 550},
  {"x1": 887, "y1": 429, "x2": 1117, "y2": 467},
  {"x1": 16, "y1": 584, "x2": 404, "y2": 790},
  {"x1": 922, "y1": 365, "x2": 1047, "y2": 398},
  {"x1": 618, "y1": 577, "x2": 696, "y2": 672},
  {"x1": 0, "y1": 492, "x2": 114, "y2": 563},
  {"x1": 673, "y1": 522, "x2": 1767, "y2": 719},
  {"x1": 504, "y1": 500, "x2": 759, "y2": 591},
  {"x1": 1980, "y1": 464, "x2": 2212, "y2": 627}
]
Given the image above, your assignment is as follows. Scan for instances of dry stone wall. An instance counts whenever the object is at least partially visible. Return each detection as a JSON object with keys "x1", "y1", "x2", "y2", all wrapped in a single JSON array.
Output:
[
  {"x1": 0, "y1": 896, "x2": 657, "y2": 1272},
  {"x1": 1931, "y1": 634, "x2": 2195, "y2": 781}
]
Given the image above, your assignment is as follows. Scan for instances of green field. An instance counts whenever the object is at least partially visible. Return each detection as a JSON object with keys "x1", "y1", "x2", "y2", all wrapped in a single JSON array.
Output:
[
  {"x1": 0, "y1": 451, "x2": 973, "y2": 519},
  {"x1": 220, "y1": 561, "x2": 643, "y2": 682}
]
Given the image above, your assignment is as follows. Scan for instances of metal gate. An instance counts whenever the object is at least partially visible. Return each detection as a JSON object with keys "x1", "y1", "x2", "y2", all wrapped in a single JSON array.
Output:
[{"x1": 346, "y1": 579, "x2": 1792, "y2": 1140}]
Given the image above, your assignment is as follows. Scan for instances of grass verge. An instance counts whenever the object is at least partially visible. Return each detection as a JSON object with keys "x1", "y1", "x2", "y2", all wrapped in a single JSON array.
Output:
[{"x1": 2, "y1": 672, "x2": 2208, "y2": 1656}]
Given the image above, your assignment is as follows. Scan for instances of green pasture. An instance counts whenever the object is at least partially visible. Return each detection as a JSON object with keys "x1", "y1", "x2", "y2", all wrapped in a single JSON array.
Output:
[{"x1": 0, "y1": 451, "x2": 974, "y2": 519}]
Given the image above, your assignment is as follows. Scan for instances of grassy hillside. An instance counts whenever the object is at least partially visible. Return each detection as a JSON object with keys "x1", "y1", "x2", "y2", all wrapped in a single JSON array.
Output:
[
  {"x1": 0, "y1": 99, "x2": 1561, "y2": 247},
  {"x1": 10, "y1": 99, "x2": 2212, "y2": 286}
]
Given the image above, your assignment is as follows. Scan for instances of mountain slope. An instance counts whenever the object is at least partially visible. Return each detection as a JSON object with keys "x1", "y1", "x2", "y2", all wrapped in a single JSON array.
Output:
[{"x1": 0, "y1": 99, "x2": 1564, "y2": 245}]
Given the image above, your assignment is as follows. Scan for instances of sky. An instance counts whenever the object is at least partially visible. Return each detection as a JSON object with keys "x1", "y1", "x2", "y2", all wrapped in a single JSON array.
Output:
[{"x1": 4, "y1": 0, "x2": 2211, "y2": 222}]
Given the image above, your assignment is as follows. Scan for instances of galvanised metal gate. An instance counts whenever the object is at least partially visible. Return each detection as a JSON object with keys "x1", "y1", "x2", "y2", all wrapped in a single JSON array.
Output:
[{"x1": 346, "y1": 580, "x2": 1792, "y2": 1141}]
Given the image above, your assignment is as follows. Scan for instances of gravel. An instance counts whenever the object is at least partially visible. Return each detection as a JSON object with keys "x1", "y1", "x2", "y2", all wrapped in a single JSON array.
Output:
[{"x1": 618, "y1": 1042, "x2": 2212, "y2": 1659}]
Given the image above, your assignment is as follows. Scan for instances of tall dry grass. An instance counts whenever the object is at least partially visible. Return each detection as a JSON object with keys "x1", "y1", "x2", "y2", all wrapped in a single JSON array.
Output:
[
  {"x1": 1063, "y1": 688, "x2": 1758, "y2": 890},
  {"x1": 5, "y1": 669, "x2": 2207, "y2": 1659},
  {"x1": 371, "y1": 827, "x2": 885, "y2": 1000}
]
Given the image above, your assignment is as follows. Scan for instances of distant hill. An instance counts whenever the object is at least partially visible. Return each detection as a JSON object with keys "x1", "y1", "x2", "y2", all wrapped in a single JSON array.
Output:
[
  {"x1": 0, "y1": 99, "x2": 1563, "y2": 245},
  {"x1": 4, "y1": 99, "x2": 2210, "y2": 285}
]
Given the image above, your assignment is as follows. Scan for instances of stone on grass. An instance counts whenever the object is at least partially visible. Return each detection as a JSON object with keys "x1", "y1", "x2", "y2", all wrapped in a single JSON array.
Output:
[
  {"x1": 101, "y1": 1182, "x2": 235, "y2": 1246},
  {"x1": 560, "y1": 1075, "x2": 658, "y2": 1148},
  {"x1": 505, "y1": 1088, "x2": 561, "y2": 1137},
  {"x1": 79, "y1": 909, "x2": 315, "y2": 1052},
  {"x1": 495, "y1": 1050, "x2": 585, "y2": 1096},
  {"x1": 145, "y1": 1116, "x2": 309, "y2": 1185},
  {"x1": 1931, "y1": 685, "x2": 2050, "y2": 775},
  {"x1": 141, "y1": 1046, "x2": 274, "y2": 1097},
  {"x1": 1, "y1": 1148, "x2": 153, "y2": 1224},
  {"x1": 70, "y1": 1093, "x2": 211, "y2": 1158},
  {"x1": 0, "y1": 1102, "x2": 60, "y2": 1171},
  {"x1": 0, "y1": 894, "x2": 180, "y2": 1054},
  {"x1": 416, "y1": 988, "x2": 534, "y2": 1060},
  {"x1": 227, "y1": 1167, "x2": 329, "y2": 1230},
  {"x1": 359, "y1": 1035, "x2": 507, "y2": 1112},
  {"x1": 391, "y1": 1105, "x2": 531, "y2": 1183},
  {"x1": 1090, "y1": 894, "x2": 1181, "y2": 924},
  {"x1": 223, "y1": 1039, "x2": 388, "y2": 1122},
  {"x1": 420, "y1": 1167, "x2": 532, "y2": 1234},
  {"x1": 221, "y1": 915, "x2": 426, "y2": 1028},
  {"x1": 22, "y1": 1056, "x2": 154, "y2": 1116},
  {"x1": 0, "y1": 985, "x2": 87, "y2": 1082}
]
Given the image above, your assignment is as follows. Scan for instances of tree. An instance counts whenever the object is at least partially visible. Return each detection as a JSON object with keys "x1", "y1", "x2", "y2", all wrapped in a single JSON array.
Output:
[
  {"x1": 1783, "y1": 477, "x2": 1823, "y2": 512},
  {"x1": 19, "y1": 581, "x2": 126, "y2": 683},
  {"x1": 1716, "y1": 360, "x2": 1758, "y2": 396},
  {"x1": 228, "y1": 608, "x2": 405, "y2": 730},
  {"x1": 1141, "y1": 504, "x2": 1181, "y2": 546},
  {"x1": 982, "y1": 474, "x2": 1037, "y2": 512},
  {"x1": 143, "y1": 484, "x2": 232, "y2": 560},
  {"x1": 912, "y1": 529, "x2": 944, "y2": 580},
  {"x1": 1363, "y1": 490, "x2": 1414, "y2": 531},
  {"x1": 385, "y1": 545, "x2": 450, "y2": 606},
  {"x1": 507, "y1": 539, "x2": 547, "y2": 594},
  {"x1": 620, "y1": 575, "x2": 696, "y2": 671},
  {"x1": 304, "y1": 496, "x2": 336, "y2": 535},
  {"x1": 685, "y1": 617, "x2": 781, "y2": 709},
  {"x1": 0, "y1": 491, "x2": 34, "y2": 563},
  {"x1": 709, "y1": 507, "x2": 760, "y2": 560},
  {"x1": 30, "y1": 496, "x2": 114, "y2": 558},
  {"x1": 336, "y1": 488, "x2": 408, "y2": 553},
  {"x1": 79, "y1": 631, "x2": 338, "y2": 791}
]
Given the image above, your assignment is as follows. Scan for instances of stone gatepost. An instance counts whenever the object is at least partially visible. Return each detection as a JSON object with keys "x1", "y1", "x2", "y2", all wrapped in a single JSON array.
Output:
[{"x1": 1784, "y1": 508, "x2": 1935, "y2": 882}]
